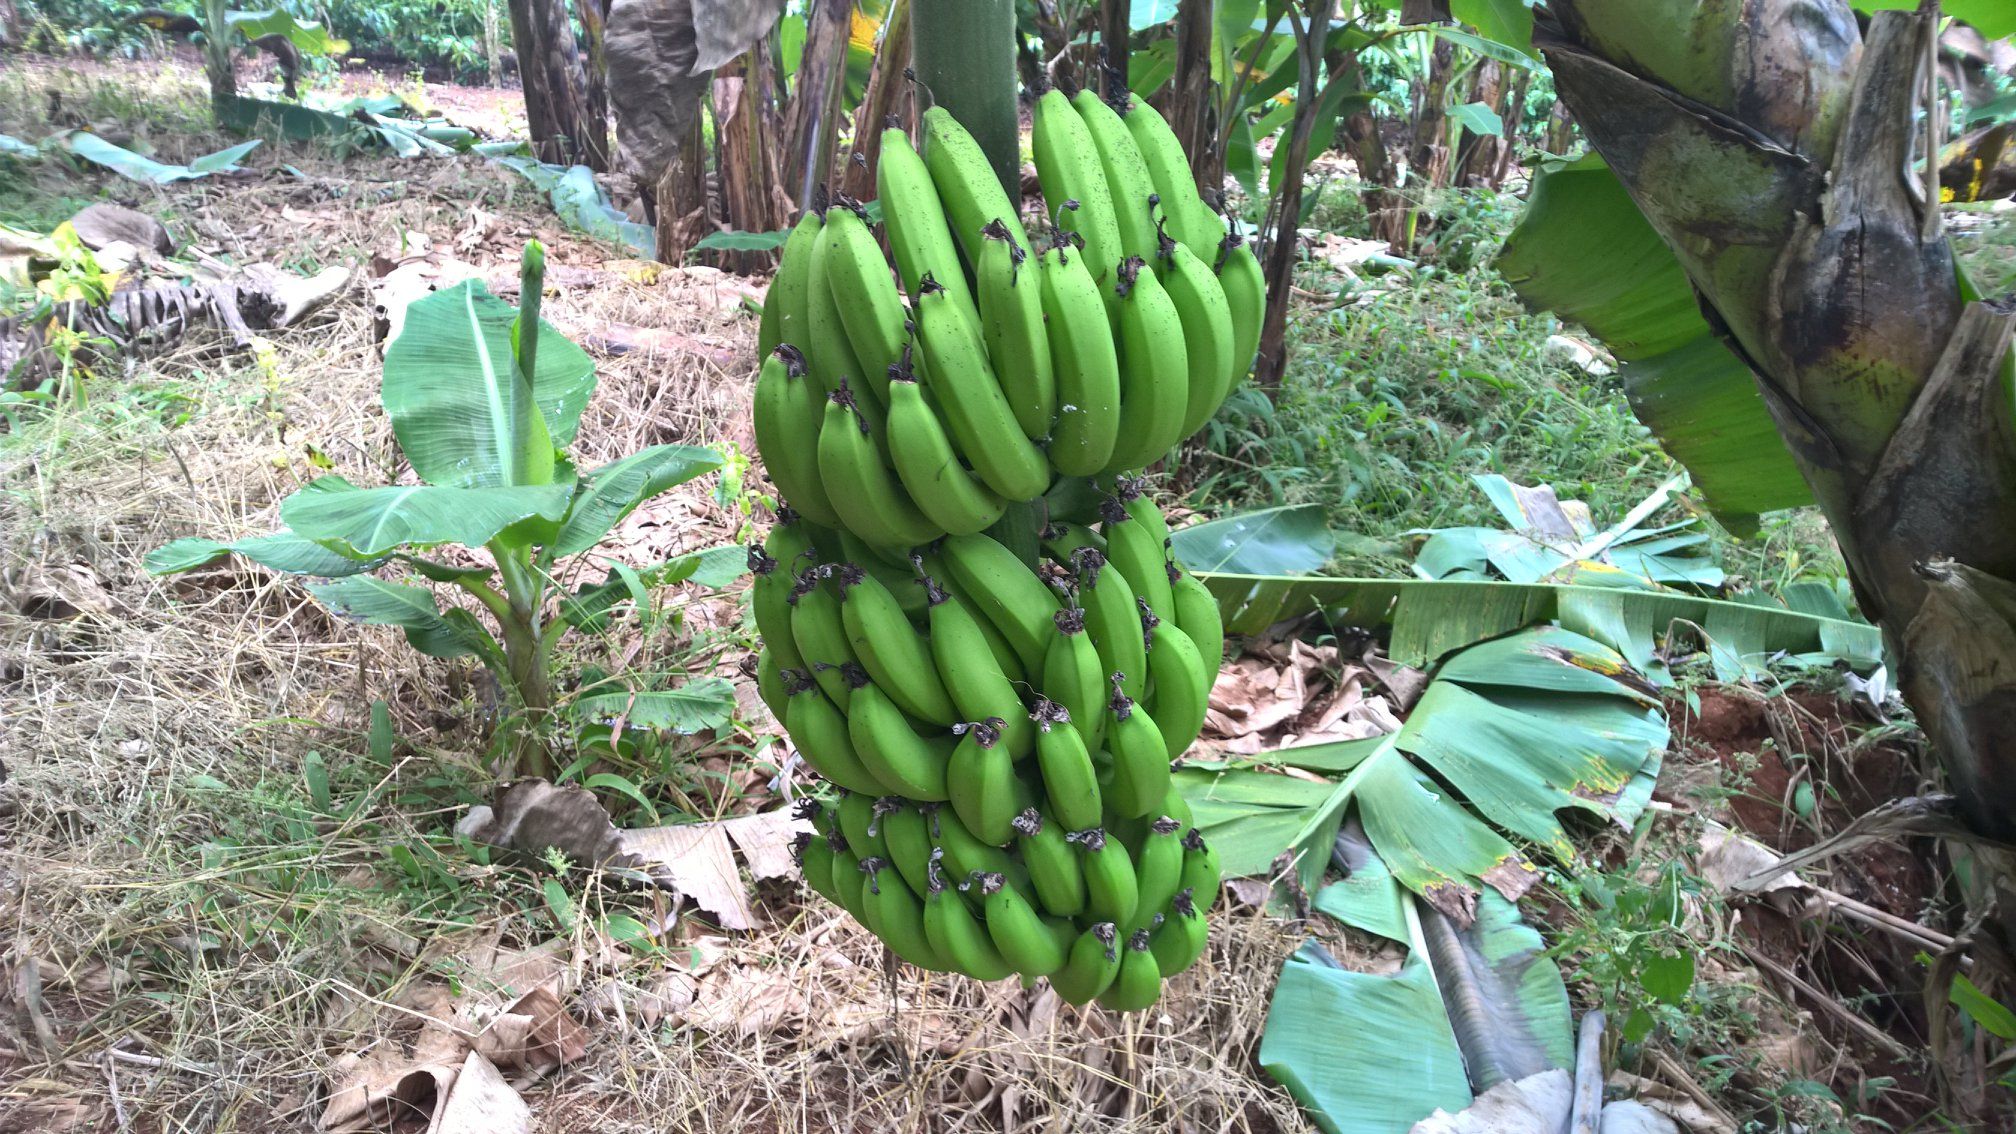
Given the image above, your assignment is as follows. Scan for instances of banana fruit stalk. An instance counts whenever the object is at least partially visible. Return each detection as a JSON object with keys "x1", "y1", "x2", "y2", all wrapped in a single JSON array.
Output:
[{"x1": 757, "y1": 90, "x2": 1253, "y2": 1011}]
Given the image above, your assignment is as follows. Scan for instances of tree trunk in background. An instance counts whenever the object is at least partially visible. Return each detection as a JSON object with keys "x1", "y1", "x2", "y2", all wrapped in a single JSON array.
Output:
[
  {"x1": 1101, "y1": 0, "x2": 1132, "y2": 86},
  {"x1": 201, "y1": 0, "x2": 236, "y2": 118},
  {"x1": 1535, "y1": 2, "x2": 2016, "y2": 883},
  {"x1": 506, "y1": 0, "x2": 604, "y2": 169},
  {"x1": 1542, "y1": 98, "x2": 1575, "y2": 155},
  {"x1": 1452, "y1": 59, "x2": 1501, "y2": 187},
  {"x1": 1254, "y1": 0, "x2": 1337, "y2": 389},
  {"x1": 576, "y1": 0, "x2": 611, "y2": 169},
  {"x1": 714, "y1": 44, "x2": 791, "y2": 273},
  {"x1": 1407, "y1": 36, "x2": 1455, "y2": 191},
  {"x1": 783, "y1": 0, "x2": 851, "y2": 208},
  {"x1": 841, "y1": 0, "x2": 913, "y2": 202},
  {"x1": 912, "y1": 0, "x2": 1022, "y2": 207},
  {"x1": 1167, "y1": 0, "x2": 1216, "y2": 196},
  {"x1": 1492, "y1": 70, "x2": 1530, "y2": 185},
  {"x1": 0, "y1": 0, "x2": 24, "y2": 49},
  {"x1": 652, "y1": 109, "x2": 710, "y2": 265}
]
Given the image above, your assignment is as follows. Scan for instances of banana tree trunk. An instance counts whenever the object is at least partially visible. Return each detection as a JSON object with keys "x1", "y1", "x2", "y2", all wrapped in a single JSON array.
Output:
[
  {"x1": 783, "y1": 0, "x2": 853, "y2": 209},
  {"x1": 714, "y1": 43, "x2": 791, "y2": 273},
  {"x1": 506, "y1": 0, "x2": 606, "y2": 169},
  {"x1": 841, "y1": 0, "x2": 914, "y2": 202},
  {"x1": 201, "y1": 0, "x2": 235, "y2": 117},
  {"x1": 912, "y1": 0, "x2": 1021, "y2": 203},
  {"x1": 1167, "y1": 0, "x2": 1216, "y2": 188},
  {"x1": 1531, "y1": 1, "x2": 2016, "y2": 846},
  {"x1": 1254, "y1": 0, "x2": 1338, "y2": 388},
  {"x1": 1101, "y1": 0, "x2": 1132, "y2": 84}
]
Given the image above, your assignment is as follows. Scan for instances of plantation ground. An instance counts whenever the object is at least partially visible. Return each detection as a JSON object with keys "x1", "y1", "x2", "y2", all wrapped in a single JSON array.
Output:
[{"x1": 0, "y1": 57, "x2": 2005, "y2": 1133}]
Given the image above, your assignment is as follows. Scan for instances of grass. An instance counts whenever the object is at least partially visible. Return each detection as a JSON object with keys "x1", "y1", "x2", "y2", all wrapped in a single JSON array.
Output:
[{"x1": 1181, "y1": 179, "x2": 1854, "y2": 594}]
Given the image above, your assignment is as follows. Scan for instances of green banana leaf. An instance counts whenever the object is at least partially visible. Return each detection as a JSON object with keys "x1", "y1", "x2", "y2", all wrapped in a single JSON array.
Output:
[
  {"x1": 1447, "y1": 0, "x2": 1536, "y2": 57},
  {"x1": 1416, "y1": 474, "x2": 1726, "y2": 590},
  {"x1": 280, "y1": 476, "x2": 575, "y2": 557},
  {"x1": 1263, "y1": 821, "x2": 1574, "y2": 1133},
  {"x1": 1192, "y1": 570, "x2": 1883, "y2": 680},
  {"x1": 145, "y1": 531, "x2": 384, "y2": 577},
  {"x1": 1169, "y1": 503, "x2": 1334, "y2": 576},
  {"x1": 63, "y1": 133, "x2": 260, "y2": 183},
  {"x1": 381, "y1": 281, "x2": 597, "y2": 490},
  {"x1": 307, "y1": 576, "x2": 506, "y2": 665},
  {"x1": 1184, "y1": 625, "x2": 1663, "y2": 916},
  {"x1": 551, "y1": 445, "x2": 724, "y2": 557},
  {"x1": 1262, "y1": 943, "x2": 1472, "y2": 1134},
  {"x1": 560, "y1": 545, "x2": 749, "y2": 632},
  {"x1": 575, "y1": 678, "x2": 738, "y2": 734},
  {"x1": 1854, "y1": 0, "x2": 2016, "y2": 39},
  {"x1": 488, "y1": 156, "x2": 656, "y2": 259},
  {"x1": 224, "y1": 9, "x2": 349, "y2": 55},
  {"x1": 1498, "y1": 154, "x2": 1808, "y2": 532}
]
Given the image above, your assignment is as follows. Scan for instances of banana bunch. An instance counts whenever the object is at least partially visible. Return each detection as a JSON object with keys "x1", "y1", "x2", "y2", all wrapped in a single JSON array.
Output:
[
  {"x1": 756, "y1": 478, "x2": 1223, "y2": 1009},
  {"x1": 753, "y1": 92, "x2": 1264, "y2": 540},
  {"x1": 750, "y1": 90, "x2": 1246, "y2": 1009}
]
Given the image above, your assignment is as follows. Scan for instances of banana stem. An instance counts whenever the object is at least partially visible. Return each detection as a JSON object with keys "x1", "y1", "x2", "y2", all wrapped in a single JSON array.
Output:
[{"x1": 911, "y1": 0, "x2": 1021, "y2": 205}]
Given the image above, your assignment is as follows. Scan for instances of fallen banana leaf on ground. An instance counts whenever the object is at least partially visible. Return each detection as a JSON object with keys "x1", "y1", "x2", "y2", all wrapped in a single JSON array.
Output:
[
  {"x1": 1192, "y1": 570, "x2": 1883, "y2": 680},
  {"x1": 1184, "y1": 625, "x2": 1663, "y2": 916},
  {"x1": 61, "y1": 132, "x2": 261, "y2": 184},
  {"x1": 1415, "y1": 473, "x2": 1725, "y2": 591},
  {"x1": 1261, "y1": 824, "x2": 1573, "y2": 1133},
  {"x1": 488, "y1": 155, "x2": 655, "y2": 258}
]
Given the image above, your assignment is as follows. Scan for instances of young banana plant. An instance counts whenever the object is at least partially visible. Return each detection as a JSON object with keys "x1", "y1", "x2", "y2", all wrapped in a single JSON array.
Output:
[{"x1": 146, "y1": 242, "x2": 732, "y2": 777}]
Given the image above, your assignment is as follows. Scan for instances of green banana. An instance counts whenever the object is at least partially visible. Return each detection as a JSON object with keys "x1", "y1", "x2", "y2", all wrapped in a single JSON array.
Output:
[
  {"x1": 1179, "y1": 828, "x2": 1221, "y2": 904},
  {"x1": 1126, "y1": 816, "x2": 1184, "y2": 934},
  {"x1": 837, "y1": 563, "x2": 958, "y2": 726},
  {"x1": 1033, "y1": 88, "x2": 1123, "y2": 295},
  {"x1": 1037, "y1": 240, "x2": 1121, "y2": 477},
  {"x1": 1012, "y1": 806, "x2": 1087, "y2": 918},
  {"x1": 1149, "y1": 886, "x2": 1209, "y2": 975},
  {"x1": 821, "y1": 198, "x2": 908, "y2": 407},
  {"x1": 1142, "y1": 605, "x2": 1210, "y2": 760},
  {"x1": 1102, "y1": 496, "x2": 1176, "y2": 635},
  {"x1": 914, "y1": 276, "x2": 1051, "y2": 501},
  {"x1": 923, "y1": 552, "x2": 1028, "y2": 684},
  {"x1": 1157, "y1": 782, "x2": 1196, "y2": 832},
  {"x1": 860, "y1": 856, "x2": 950, "y2": 970},
  {"x1": 924, "y1": 574, "x2": 1036, "y2": 757},
  {"x1": 878, "y1": 125, "x2": 978, "y2": 319},
  {"x1": 976, "y1": 220, "x2": 1056, "y2": 440},
  {"x1": 752, "y1": 515, "x2": 818, "y2": 672},
  {"x1": 923, "y1": 850, "x2": 1014, "y2": 980},
  {"x1": 756, "y1": 649, "x2": 790, "y2": 721},
  {"x1": 885, "y1": 351, "x2": 1007, "y2": 537},
  {"x1": 793, "y1": 828, "x2": 841, "y2": 905},
  {"x1": 804, "y1": 218, "x2": 866, "y2": 399},
  {"x1": 1069, "y1": 827, "x2": 1139, "y2": 928},
  {"x1": 934, "y1": 808, "x2": 1024, "y2": 893},
  {"x1": 1039, "y1": 521, "x2": 1105, "y2": 562},
  {"x1": 1123, "y1": 97, "x2": 1225, "y2": 265},
  {"x1": 787, "y1": 567, "x2": 860, "y2": 709},
  {"x1": 753, "y1": 344, "x2": 843, "y2": 527},
  {"x1": 1105, "y1": 675, "x2": 1172, "y2": 819},
  {"x1": 781, "y1": 673, "x2": 889, "y2": 796},
  {"x1": 976, "y1": 871, "x2": 1070, "y2": 977},
  {"x1": 846, "y1": 680, "x2": 954, "y2": 801},
  {"x1": 1096, "y1": 926, "x2": 1163, "y2": 1011},
  {"x1": 838, "y1": 529, "x2": 931, "y2": 619},
  {"x1": 1042, "y1": 606, "x2": 1107, "y2": 751},
  {"x1": 1215, "y1": 232, "x2": 1265, "y2": 397},
  {"x1": 829, "y1": 834, "x2": 872, "y2": 922},
  {"x1": 1170, "y1": 563, "x2": 1225, "y2": 670},
  {"x1": 816, "y1": 381, "x2": 945, "y2": 550},
  {"x1": 939, "y1": 531, "x2": 1060, "y2": 677},
  {"x1": 1114, "y1": 473, "x2": 1173, "y2": 550},
  {"x1": 1105, "y1": 257, "x2": 1191, "y2": 473},
  {"x1": 757, "y1": 209, "x2": 821, "y2": 361},
  {"x1": 921, "y1": 105, "x2": 1030, "y2": 265},
  {"x1": 1159, "y1": 224, "x2": 1237, "y2": 438},
  {"x1": 1070, "y1": 88, "x2": 1159, "y2": 266},
  {"x1": 1069, "y1": 547, "x2": 1147, "y2": 701},
  {"x1": 1050, "y1": 922, "x2": 1122, "y2": 1006},
  {"x1": 946, "y1": 717, "x2": 1020, "y2": 846},
  {"x1": 837, "y1": 789, "x2": 889, "y2": 862},
  {"x1": 1032, "y1": 699, "x2": 1103, "y2": 831},
  {"x1": 880, "y1": 799, "x2": 936, "y2": 896}
]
